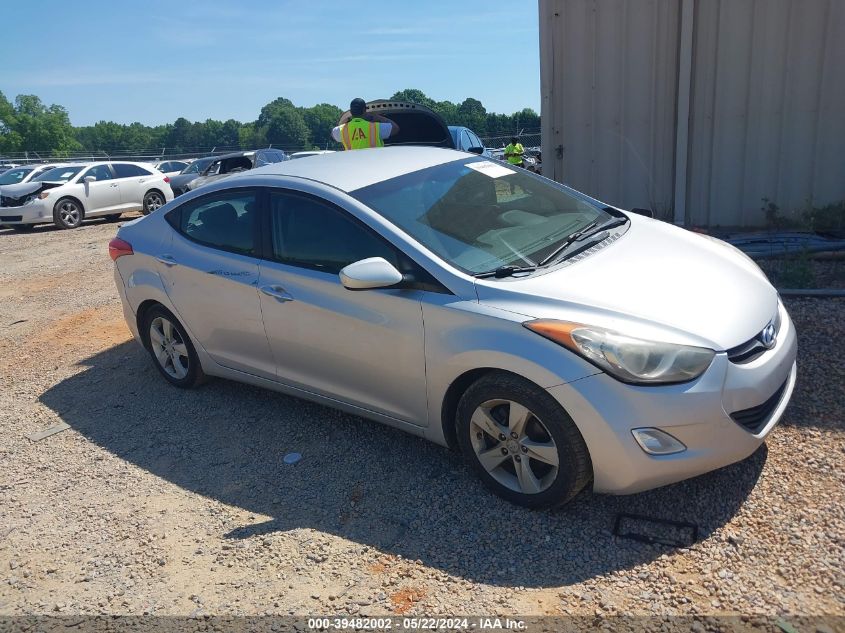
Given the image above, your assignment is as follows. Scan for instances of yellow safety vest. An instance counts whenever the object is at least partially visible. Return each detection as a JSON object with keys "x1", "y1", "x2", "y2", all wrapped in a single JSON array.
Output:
[
  {"x1": 340, "y1": 118, "x2": 384, "y2": 150},
  {"x1": 505, "y1": 143, "x2": 524, "y2": 165}
]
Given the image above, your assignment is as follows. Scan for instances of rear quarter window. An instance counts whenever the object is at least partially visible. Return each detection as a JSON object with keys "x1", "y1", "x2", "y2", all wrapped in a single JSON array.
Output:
[{"x1": 114, "y1": 164, "x2": 155, "y2": 178}]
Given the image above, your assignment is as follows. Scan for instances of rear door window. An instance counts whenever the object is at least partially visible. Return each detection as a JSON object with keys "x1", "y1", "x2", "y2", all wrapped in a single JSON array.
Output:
[
  {"x1": 113, "y1": 164, "x2": 154, "y2": 178},
  {"x1": 169, "y1": 190, "x2": 257, "y2": 255}
]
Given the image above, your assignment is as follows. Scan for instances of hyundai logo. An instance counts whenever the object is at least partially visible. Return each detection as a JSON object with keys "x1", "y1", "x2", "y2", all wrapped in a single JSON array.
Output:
[{"x1": 760, "y1": 322, "x2": 777, "y2": 349}]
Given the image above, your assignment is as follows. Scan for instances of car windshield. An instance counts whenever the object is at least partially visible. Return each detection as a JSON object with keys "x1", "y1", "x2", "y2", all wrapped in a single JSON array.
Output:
[
  {"x1": 182, "y1": 159, "x2": 210, "y2": 175},
  {"x1": 350, "y1": 158, "x2": 612, "y2": 274},
  {"x1": 0, "y1": 168, "x2": 33, "y2": 185},
  {"x1": 32, "y1": 166, "x2": 83, "y2": 183}
]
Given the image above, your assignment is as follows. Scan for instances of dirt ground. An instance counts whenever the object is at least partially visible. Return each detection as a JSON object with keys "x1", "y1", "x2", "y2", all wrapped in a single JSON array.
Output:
[{"x1": 0, "y1": 217, "x2": 843, "y2": 628}]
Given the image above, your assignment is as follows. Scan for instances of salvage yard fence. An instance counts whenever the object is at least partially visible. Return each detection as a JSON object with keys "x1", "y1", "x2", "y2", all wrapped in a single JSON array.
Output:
[{"x1": 1, "y1": 130, "x2": 542, "y2": 167}]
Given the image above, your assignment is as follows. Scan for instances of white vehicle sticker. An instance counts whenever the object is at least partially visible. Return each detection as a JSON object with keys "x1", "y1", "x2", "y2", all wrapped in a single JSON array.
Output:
[{"x1": 465, "y1": 161, "x2": 516, "y2": 178}]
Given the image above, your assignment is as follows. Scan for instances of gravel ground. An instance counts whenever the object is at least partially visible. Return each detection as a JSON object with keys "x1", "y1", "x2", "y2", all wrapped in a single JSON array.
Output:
[{"x1": 0, "y1": 218, "x2": 843, "y2": 624}]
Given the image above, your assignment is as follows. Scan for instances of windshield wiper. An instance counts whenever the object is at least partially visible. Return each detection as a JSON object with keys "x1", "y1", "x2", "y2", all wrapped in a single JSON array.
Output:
[
  {"x1": 537, "y1": 216, "x2": 629, "y2": 267},
  {"x1": 475, "y1": 265, "x2": 537, "y2": 279}
]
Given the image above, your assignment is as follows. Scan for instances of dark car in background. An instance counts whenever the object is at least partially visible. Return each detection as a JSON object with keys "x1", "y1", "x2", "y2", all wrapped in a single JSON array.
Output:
[
  {"x1": 168, "y1": 157, "x2": 217, "y2": 197},
  {"x1": 186, "y1": 149, "x2": 288, "y2": 192}
]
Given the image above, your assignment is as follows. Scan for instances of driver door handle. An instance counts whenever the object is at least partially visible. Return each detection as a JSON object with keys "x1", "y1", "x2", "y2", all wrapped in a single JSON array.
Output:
[{"x1": 260, "y1": 285, "x2": 294, "y2": 303}]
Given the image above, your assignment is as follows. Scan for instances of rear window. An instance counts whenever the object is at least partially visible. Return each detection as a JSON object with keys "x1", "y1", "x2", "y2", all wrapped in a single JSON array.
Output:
[{"x1": 114, "y1": 164, "x2": 154, "y2": 178}]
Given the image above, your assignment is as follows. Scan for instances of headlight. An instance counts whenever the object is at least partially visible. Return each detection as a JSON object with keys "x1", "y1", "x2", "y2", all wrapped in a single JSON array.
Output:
[{"x1": 524, "y1": 320, "x2": 715, "y2": 384}]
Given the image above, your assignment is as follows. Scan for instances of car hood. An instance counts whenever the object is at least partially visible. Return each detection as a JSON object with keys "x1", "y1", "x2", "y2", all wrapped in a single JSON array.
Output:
[
  {"x1": 474, "y1": 216, "x2": 778, "y2": 350},
  {"x1": 169, "y1": 173, "x2": 199, "y2": 188},
  {"x1": 340, "y1": 100, "x2": 455, "y2": 149},
  {"x1": 0, "y1": 181, "x2": 43, "y2": 198},
  {"x1": 188, "y1": 173, "x2": 232, "y2": 190},
  {"x1": 0, "y1": 180, "x2": 64, "y2": 202}
]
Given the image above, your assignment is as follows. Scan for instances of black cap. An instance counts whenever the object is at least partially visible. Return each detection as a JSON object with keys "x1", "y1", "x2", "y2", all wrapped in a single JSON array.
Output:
[{"x1": 350, "y1": 98, "x2": 366, "y2": 116}]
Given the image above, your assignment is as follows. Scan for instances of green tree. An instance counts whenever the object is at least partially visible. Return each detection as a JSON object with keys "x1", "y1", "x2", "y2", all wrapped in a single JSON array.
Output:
[
  {"x1": 263, "y1": 108, "x2": 310, "y2": 149},
  {"x1": 457, "y1": 98, "x2": 487, "y2": 135},
  {"x1": 0, "y1": 91, "x2": 21, "y2": 153},
  {"x1": 300, "y1": 103, "x2": 342, "y2": 149},
  {"x1": 8, "y1": 95, "x2": 80, "y2": 155},
  {"x1": 390, "y1": 89, "x2": 437, "y2": 109}
]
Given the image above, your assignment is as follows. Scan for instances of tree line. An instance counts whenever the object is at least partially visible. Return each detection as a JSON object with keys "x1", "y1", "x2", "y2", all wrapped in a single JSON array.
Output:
[{"x1": 0, "y1": 89, "x2": 539, "y2": 157}]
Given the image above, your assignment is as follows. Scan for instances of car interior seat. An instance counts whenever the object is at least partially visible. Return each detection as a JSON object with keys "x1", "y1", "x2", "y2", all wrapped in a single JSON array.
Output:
[{"x1": 193, "y1": 203, "x2": 252, "y2": 252}]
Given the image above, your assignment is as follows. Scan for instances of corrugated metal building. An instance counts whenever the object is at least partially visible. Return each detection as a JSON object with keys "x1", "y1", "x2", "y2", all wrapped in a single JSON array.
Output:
[{"x1": 539, "y1": 0, "x2": 845, "y2": 227}]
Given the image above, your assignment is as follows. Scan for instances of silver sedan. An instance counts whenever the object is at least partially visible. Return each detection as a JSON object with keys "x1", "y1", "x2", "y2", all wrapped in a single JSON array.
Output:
[{"x1": 110, "y1": 147, "x2": 797, "y2": 508}]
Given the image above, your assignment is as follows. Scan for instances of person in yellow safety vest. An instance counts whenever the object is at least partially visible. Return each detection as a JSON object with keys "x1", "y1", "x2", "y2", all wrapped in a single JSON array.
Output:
[
  {"x1": 331, "y1": 98, "x2": 400, "y2": 150},
  {"x1": 504, "y1": 136, "x2": 525, "y2": 166}
]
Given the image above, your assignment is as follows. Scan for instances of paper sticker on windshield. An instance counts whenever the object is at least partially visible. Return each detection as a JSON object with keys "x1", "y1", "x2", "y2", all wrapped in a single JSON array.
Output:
[{"x1": 465, "y1": 161, "x2": 515, "y2": 178}]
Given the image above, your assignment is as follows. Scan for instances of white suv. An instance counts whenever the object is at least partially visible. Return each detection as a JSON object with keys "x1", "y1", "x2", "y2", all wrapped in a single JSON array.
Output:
[{"x1": 0, "y1": 161, "x2": 173, "y2": 231}]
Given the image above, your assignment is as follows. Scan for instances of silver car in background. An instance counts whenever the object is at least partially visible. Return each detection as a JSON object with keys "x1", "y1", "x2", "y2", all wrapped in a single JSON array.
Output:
[{"x1": 110, "y1": 147, "x2": 797, "y2": 508}]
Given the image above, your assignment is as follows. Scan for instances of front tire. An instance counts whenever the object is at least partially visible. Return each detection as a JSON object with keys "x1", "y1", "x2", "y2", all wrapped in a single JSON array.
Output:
[
  {"x1": 142, "y1": 190, "x2": 166, "y2": 215},
  {"x1": 142, "y1": 306, "x2": 205, "y2": 388},
  {"x1": 53, "y1": 198, "x2": 84, "y2": 229},
  {"x1": 456, "y1": 373, "x2": 592, "y2": 509}
]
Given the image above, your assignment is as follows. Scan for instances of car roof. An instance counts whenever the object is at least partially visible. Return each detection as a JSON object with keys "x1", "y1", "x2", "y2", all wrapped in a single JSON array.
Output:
[
  {"x1": 214, "y1": 150, "x2": 256, "y2": 160},
  {"x1": 238, "y1": 146, "x2": 471, "y2": 193}
]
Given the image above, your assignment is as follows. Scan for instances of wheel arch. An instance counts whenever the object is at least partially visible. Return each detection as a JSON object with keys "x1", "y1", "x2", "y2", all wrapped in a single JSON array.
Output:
[
  {"x1": 440, "y1": 368, "x2": 549, "y2": 452},
  {"x1": 53, "y1": 195, "x2": 85, "y2": 214},
  {"x1": 145, "y1": 187, "x2": 166, "y2": 199},
  {"x1": 135, "y1": 299, "x2": 166, "y2": 350}
]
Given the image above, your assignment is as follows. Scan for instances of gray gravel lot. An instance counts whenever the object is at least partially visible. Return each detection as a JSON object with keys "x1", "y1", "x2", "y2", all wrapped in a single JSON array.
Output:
[{"x1": 0, "y1": 218, "x2": 843, "y2": 623}]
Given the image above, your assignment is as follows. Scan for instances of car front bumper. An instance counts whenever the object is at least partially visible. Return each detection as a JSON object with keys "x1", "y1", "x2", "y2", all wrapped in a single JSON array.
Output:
[
  {"x1": 0, "y1": 200, "x2": 51, "y2": 225},
  {"x1": 547, "y1": 302, "x2": 798, "y2": 494}
]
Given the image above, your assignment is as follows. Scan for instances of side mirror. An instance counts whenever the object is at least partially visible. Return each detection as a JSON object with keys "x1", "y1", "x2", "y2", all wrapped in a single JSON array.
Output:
[
  {"x1": 83, "y1": 176, "x2": 96, "y2": 184},
  {"x1": 339, "y1": 257, "x2": 403, "y2": 290},
  {"x1": 630, "y1": 207, "x2": 654, "y2": 218},
  {"x1": 467, "y1": 146, "x2": 484, "y2": 155}
]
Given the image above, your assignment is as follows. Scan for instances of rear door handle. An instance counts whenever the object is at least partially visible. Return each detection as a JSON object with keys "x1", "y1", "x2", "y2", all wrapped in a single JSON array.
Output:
[
  {"x1": 260, "y1": 285, "x2": 294, "y2": 303},
  {"x1": 156, "y1": 254, "x2": 177, "y2": 266}
]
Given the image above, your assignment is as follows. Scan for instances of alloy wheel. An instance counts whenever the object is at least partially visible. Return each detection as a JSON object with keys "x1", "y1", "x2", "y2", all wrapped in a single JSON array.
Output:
[
  {"x1": 149, "y1": 316, "x2": 189, "y2": 379},
  {"x1": 58, "y1": 201, "x2": 81, "y2": 227},
  {"x1": 145, "y1": 192, "x2": 164, "y2": 213},
  {"x1": 469, "y1": 399, "x2": 559, "y2": 495}
]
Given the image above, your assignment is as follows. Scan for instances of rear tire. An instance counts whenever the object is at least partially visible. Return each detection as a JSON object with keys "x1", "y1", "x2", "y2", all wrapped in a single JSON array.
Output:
[
  {"x1": 456, "y1": 372, "x2": 592, "y2": 509},
  {"x1": 141, "y1": 306, "x2": 205, "y2": 388},
  {"x1": 53, "y1": 198, "x2": 84, "y2": 229},
  {"x1": 142, "y1": 190, "x2": 166, "y2": 215}
]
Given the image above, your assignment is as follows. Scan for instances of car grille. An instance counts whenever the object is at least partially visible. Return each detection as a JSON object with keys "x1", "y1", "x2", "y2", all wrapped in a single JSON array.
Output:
[
  {"x1": 729, "y1": 378, "x2": 788, "y2": 433},
  {"x1": 727, "y1": 310, "x2": 782, "y2": 364},
  {"x1": 0, "y1": 196, "x2": 22, "y2": 208}
]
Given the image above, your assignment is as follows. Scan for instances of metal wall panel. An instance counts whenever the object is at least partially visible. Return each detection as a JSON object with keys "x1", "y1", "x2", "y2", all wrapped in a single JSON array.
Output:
[
  {"x1": 540, "y1": 0, "x2": 845, "y2": 227},
  {"x1": 686, "y1": 0, "x2": 845, "y2": 225},
  {"x1": 540, "y1": 0, "x2": 680, "y2": 218}
]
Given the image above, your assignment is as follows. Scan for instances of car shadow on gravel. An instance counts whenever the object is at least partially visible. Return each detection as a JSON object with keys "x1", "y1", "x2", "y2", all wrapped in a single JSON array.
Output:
[
  {"x1": 41, "y1": 341, "x2": 766, "y2": 588},
  {"x1": 0, "y1": 215, "x2": 137, "y2": 237}
]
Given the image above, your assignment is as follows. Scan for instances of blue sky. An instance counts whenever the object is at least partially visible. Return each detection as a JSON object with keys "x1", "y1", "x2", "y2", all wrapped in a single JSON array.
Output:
[{"x1": 2, "y1": 1, "x2": 540, "y2": 126}]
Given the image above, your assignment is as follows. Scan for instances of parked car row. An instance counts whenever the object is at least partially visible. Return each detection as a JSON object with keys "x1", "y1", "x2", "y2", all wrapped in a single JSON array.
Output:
[
  {"x1": 1, "y1": 102, "x2": 502, "y2": 230},
  {"x1": 0, "y1": 161, "x2": 172, "y2": 230}
]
